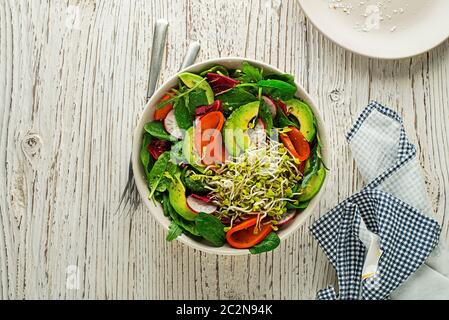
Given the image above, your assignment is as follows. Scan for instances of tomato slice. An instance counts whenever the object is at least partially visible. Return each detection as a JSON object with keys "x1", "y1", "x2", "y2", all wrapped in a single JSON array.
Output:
[
  {"x1": 287, "y1": 127, "x2": 310, "y2": 162},
  {"x1": 154, "y1": 94, "x2": 174, "y2": 120},
  {"x1": 226, "y1": 217, "x2": 273, "y2": 249}
]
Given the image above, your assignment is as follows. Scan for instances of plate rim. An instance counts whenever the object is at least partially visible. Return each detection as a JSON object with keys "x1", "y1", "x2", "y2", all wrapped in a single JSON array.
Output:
[{"x1": 297, "y1": 0, "x2": 449, "y2": 59}]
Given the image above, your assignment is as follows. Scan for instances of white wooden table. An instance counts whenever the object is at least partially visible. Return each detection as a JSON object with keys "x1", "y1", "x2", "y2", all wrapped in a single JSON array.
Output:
[{"x1": 1, "y1": 0, "x2": 448, "y2": 300}]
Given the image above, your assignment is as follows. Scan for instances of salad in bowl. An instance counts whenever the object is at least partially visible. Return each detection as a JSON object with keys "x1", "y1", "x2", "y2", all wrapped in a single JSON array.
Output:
[{"x1": 133, "y1": 59, "x2": 327, "y2": 255}]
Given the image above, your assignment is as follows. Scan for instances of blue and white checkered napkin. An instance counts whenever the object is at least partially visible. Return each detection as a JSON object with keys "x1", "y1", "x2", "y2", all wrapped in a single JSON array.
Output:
[{"x1": 311, "y1": 102, "x2": 449, "y2": 300}]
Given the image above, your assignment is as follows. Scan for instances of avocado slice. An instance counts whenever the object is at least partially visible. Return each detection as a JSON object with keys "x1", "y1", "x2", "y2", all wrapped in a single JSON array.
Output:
[
  {"x1": 285, "y1": 99, "x2": 316, "y2": 142},
  {"x1": 168, "y1": 173, "x2": 197, "y2": 221},
  {"x1": 298, "y1": 167, "x2": 326, "y2": 202},
  {"x1": 182, "y1": 127, "x2": 205, "y2": 173},
  {"x1": 179, "y1": 72, "x2": 215, "y2": 105},
  {"x1": 223, "y1": 101, "x2": 260, "y2": 156}
]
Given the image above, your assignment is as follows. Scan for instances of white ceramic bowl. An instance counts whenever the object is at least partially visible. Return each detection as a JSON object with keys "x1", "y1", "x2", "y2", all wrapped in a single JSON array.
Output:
[{"x1": 132, "y1": 58, "x2": 329, "y2": 255}]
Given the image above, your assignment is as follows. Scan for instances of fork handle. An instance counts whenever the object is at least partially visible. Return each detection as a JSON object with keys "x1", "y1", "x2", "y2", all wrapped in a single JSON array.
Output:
[
  {"x1": 180, "y1": 41, "x2": 201, "y2": 71},
  {"x1": 147, "y1": 19, "x2": 169, "y2": 101}
]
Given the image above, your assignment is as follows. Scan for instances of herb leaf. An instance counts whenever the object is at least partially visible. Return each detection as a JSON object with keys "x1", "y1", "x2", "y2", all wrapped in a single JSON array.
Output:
[
  {"x1": 144, "y1": 121, "x2": 178, "y2": 142},
  {"x1": 166, "y1": 222, "x2": 183, "y2": 241},
  {"x1": 195, "y1": 213, "x2": 226, "y2": 247},
  {"x1": 241, "y1": 62, "x2": 263, "y2": 83},
  {"x1": 258, "y1": 79, "x2": 297, "y2": 101},
  {"x1": 249, "y1": 232, "x2": 281, "y2": 254}
]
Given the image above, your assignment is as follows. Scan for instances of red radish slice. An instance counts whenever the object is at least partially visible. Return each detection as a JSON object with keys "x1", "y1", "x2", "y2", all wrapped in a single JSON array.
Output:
[
  {"x1": 248, "y1": 119, "x2": 267, "y2": 146},
  {"x1": 277, "y1": 210, "x2": 296, "y2": 227},
  {"x1": 164, "y1": 110, "x2": 184, "y2": 140},
  {"x1": 187, "y1": 195, "x2": 218, "y2": 214},
  {"x1": 190, "y1": 194, "x2": 213, "y2": 203},
  {"x1": 262, "y1": 96, "x2": 277, "y2": 118}
]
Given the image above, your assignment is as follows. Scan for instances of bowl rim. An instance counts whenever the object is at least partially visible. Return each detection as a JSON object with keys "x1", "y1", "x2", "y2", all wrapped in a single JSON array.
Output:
[{"x1": 131, "y1": 57, "x2": 330, "y2": 255}]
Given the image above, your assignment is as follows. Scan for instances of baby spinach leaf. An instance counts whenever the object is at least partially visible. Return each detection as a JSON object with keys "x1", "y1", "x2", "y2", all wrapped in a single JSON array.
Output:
[
  {"x1": 174, "y1": 98, "x2": 193, "y2": 130},
  {"x1": 265, "y1": 73, "x2": 296, "y2": 87},
  {"x1": 195, "y1": 213, "x2": 226, "y2": 247},
  {"x1": 161, "y1": 193, "x2": 171, "y2": 217},
  {"x1": 147, "y1": 152, "x2": 171, "y2": 197},
  {"x1": 301, "y1": 144, "x2": 323, "y2": 189},
  {"x1": 218, "y1": 88, "x2": 257, "y2": 115},
  {"x1": 258, "y1": 80, "x2": 297, "y2": 101},
  {"x1": 200, "y1": 65, "x2": 229, "y2": 77},
  {"x1": 156, "y1": 161, "x2": 178, "y2": 193},
  {"x1": 249, "y1": 232, "x2": 281, "y2": 254},
  {"x1": 166, "y1": 222, "x2": 183, "y2": 241},
  {"x1": 144, "y1": 121, "x2": 178, "y2": 142},
  {"x1": 275, "y1": 106, "x2": 299, "y2": 129},
  {"x1": 188, "y1": 89, "x2": 209, "y2": 114},
  {"x1": 140, "y1": 133, "x2": 153, "y2": 181},
  {"x1": 259, "y1": 100, "x2": 274, "y2": 133}
]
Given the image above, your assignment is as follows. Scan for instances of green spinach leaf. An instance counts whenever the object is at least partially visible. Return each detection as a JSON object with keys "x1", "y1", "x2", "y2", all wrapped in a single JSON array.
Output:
[
  {"x1": 147, "y1": 152, "x2": 171, "y2": 197},
  {"x1": 140, "y1": 133, "x2": 153, "y2": 181},
  {"x1": 258, "y1": 79, "x2": 297, "y2": 101},
  {"x1": 161, "y1": 193, "x2": 171, "y2": 217},
  {"x1": 174, "y1": 98, "x2": 193, "y2": 130},
  {"x1": 218, "y1": 88, "x2": 257, "y2": 115},
  {"x1": 275, "y1": 106, "x2": 299, "y2": 129},
  {"x1": 166, "y1": 222, "x2": 183, "y2": 241},
  {"x1": 265, "y1": 73, "x2": 296, "y2": 87},
  {"x1": 144, "y1": 121, "x2": 178, "y2": 142},
  {"x1": 195, "y1": 213, "x2": 226, "y2": 247},
  {"x1": 188, "y1": 89, "x2": 209, "y2": 114},
  {"x1": 259, "y1": 100, "x2": 274, "y2": 133},
  {"x1": 156, "y1": 161, "x2": 178, "y2": 193},
  {"x1": 249, "y1": 232, "x2": 281, "y2": 254}
]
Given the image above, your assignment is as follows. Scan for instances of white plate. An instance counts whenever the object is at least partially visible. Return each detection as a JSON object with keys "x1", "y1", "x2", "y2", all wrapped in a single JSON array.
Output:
[{"x1": 297, "y1": 0, "x2": 449, "y2": 59}]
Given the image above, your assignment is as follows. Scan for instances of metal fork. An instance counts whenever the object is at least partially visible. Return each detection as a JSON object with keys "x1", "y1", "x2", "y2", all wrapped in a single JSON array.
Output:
[{"x1": 114, "y1": 26, "x2": 201, "y2": 217}]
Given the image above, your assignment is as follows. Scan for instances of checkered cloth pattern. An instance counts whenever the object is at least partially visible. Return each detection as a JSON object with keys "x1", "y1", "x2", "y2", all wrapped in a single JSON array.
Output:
[{"x1": 310, "y1": 102, "x2": 441, "y2": 300}]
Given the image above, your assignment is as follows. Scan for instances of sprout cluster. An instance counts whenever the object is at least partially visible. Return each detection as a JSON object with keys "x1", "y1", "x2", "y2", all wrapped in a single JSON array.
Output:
[{"x1": 190, "y1": 137, "x2": 302, "y2": 227}]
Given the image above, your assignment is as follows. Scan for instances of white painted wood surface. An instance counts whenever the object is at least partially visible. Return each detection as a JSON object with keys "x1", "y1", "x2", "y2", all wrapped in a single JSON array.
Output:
[{"x1": 0, "y1": 0, "x2": 448, "y2": 300}]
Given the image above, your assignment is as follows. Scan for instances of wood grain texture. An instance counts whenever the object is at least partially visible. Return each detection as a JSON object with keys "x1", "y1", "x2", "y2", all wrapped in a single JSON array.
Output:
[{"x1": 0, "y1": 0, "x2": 448, "y2": 300}]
